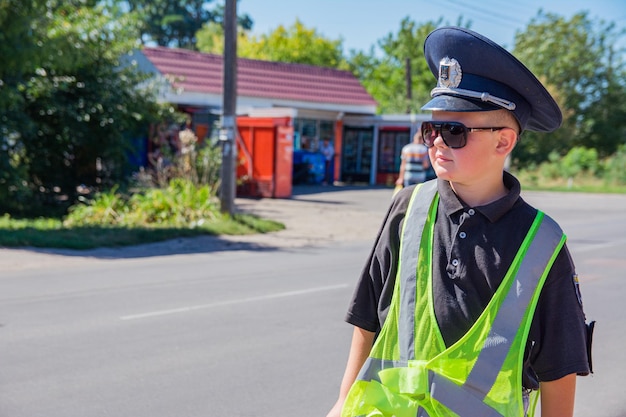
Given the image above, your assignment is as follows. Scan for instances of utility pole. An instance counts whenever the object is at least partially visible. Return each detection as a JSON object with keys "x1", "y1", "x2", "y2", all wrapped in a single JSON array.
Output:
[
  {"x1": 220, "y1": 0, "x2": 237, "y2": 214},
  {"x1": 405, "y1": 57, "x2": 412, "y2": 114}
]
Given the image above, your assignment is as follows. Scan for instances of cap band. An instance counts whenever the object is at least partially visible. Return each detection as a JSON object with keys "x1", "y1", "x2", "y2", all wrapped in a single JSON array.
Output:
[{"x1": 430, "y1": 86, "x2": 517, "y2": 111}]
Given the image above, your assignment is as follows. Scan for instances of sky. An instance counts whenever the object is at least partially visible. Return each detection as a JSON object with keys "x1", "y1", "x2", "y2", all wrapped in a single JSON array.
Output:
[{"x1": 237, "y1": 0, "x2": 626, "y2": 54}]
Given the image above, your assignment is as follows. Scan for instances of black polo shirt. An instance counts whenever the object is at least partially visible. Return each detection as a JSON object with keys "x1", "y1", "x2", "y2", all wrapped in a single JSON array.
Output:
[{"x1": 346, "y1": 173, "x2": 590, "y2": 388}]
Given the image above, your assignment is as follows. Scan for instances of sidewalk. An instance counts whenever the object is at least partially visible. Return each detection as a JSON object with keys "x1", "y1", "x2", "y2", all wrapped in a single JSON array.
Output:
[
  {"x1": 233, "y1": 184, "x2": 391, "y2": 247},
  {"x1": 0, "y1": 185, "x2": 393, "y2": 272}
]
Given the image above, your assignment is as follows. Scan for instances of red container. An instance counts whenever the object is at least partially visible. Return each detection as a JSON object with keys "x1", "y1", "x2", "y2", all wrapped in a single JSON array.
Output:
[{"x1": 236, "y1": 117, "x2": 294, "y2": 198}]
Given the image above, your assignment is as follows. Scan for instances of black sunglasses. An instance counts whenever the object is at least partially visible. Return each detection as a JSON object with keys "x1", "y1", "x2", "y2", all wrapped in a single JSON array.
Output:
[{"x1": 421, "y1": 121, "x2": 506, "y2": 149}]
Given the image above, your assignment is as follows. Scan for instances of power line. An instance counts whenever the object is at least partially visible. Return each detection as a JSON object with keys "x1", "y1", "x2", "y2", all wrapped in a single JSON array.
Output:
[
  {"x1": 479, "y1": 0, "x2": 543, "y2": 17},
  {"x1": 439, "y1": 0, "x2": 528, "y2": 26}
]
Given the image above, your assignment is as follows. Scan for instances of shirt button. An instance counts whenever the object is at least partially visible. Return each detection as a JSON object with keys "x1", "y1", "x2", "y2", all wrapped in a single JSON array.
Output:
[
  {"x1": 459, "y1": 232, "x2": 467, "y2": 239},
  {"x1": 468, "y1": 209, "x2": 475, "y2": 215},
  {"x1": 451, "y1": 259, "x2": 459, "y2": 266}
]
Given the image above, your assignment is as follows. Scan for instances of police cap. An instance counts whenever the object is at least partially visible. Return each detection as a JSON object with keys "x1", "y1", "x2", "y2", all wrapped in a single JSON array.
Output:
[{"x1": 421, "y1": 27, "x2": 562, "y2": 132}]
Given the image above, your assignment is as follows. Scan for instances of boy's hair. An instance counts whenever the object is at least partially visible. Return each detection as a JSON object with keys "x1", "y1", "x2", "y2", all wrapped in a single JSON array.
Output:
[{"x1": 491, "y1": 109, "x2": 521, "y2": 137}]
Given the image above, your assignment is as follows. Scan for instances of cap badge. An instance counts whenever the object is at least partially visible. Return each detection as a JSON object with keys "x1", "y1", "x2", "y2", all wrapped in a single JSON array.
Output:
[{"x1": 438, "y1": 57, "x2": 462, "y2": 88}]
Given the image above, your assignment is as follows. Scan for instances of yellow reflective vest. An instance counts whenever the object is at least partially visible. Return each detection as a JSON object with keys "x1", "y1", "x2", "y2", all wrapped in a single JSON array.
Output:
[{"x1": 342, "y1": 181, "x2": 566, "y2": 417}]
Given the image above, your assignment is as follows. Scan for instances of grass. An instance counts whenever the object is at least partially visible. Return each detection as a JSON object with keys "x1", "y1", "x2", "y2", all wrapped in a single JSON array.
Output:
[{"x1": 0, "y1": 213, "x2": 285, "y2": 250}]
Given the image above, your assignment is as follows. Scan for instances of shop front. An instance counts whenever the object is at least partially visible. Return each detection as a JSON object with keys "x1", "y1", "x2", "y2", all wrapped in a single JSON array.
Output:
[
  {"x1": 342, "y1": 114, "x2": 431, "y2": 185},
  {"x1": 377, "y1": 127, "x2": 411, "y2": 186},
  {"x1": 341, "y1": 127, "x2": 374, "y2": 184}
]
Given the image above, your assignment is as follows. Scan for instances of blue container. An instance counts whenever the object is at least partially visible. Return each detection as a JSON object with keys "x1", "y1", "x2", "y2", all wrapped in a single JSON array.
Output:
[{"x1": 292, "y1": 150, "x2": 325, "y2": 184}]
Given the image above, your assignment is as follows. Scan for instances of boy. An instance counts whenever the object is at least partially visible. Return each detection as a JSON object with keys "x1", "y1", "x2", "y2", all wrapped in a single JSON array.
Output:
[{"x1": 327, "y1": 27, "x2": 593, "y2": 417}]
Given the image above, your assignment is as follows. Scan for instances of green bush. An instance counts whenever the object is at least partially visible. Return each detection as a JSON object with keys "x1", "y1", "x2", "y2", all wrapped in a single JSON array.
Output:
[
  {"x1": 560, "y1": 147, "x2": 599, "y2": 178},
  {"x1": 538, "y1": 159, "x2": 563, "y2": 180},
  {"x1": 602, "y1": 144, "x2": 626, "y2": 185},
  {"x1": 64, "y1": 179, "x2": 219, "y2": 228}
]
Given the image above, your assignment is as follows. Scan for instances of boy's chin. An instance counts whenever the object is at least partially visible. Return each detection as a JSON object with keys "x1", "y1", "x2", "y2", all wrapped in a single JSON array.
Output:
[{"x1": 432, "y1": 169, "x2": 451, "y2": 181}]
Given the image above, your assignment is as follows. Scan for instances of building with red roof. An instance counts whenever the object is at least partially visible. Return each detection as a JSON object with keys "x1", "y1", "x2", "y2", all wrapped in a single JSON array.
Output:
[
  {"x1": 132, "y1": 46, "x2": 377, "y2": 116},
  {"x1": 131, "y1": 47, "x2": 427, "y2": 196}
]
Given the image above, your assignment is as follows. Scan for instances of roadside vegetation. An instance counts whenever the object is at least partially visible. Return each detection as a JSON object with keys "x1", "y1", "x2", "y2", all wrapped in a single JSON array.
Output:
[
  {"x1": 515, "y1": 145, "x2": 626, "y2": 193},
  {"x1": 0, "y1": 129, "x2": 284, "y2": 250}
]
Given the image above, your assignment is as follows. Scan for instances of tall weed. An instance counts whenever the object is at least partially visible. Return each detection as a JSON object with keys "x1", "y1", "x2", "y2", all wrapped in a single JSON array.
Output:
[
  {"x1": 64, "y1": 179, "x2": 219, "y2": 228},
  {"x1": 147, "y1": 128, "x2": 222, "y2": 188}
]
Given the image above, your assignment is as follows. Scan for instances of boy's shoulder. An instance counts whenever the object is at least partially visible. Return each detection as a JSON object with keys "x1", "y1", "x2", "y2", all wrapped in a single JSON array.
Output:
[{"x1": 391, "y1": 180, "x2": 436, "y2": 210}]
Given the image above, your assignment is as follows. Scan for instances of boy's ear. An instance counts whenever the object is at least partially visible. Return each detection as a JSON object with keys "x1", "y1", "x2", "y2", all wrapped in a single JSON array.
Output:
[{"x1": 495, "y1": 128, "x2": 518, "y2": 155}]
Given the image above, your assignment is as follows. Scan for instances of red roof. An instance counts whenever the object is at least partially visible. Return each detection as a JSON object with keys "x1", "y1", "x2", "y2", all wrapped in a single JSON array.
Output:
[{"x1": 141, "y1": 46, "x2": 377, "y2": 107}]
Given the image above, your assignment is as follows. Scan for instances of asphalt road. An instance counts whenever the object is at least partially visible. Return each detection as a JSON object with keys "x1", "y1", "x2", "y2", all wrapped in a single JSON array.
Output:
[{"x1": 0, "y1": 186, "x2": 624, "y2": 417}]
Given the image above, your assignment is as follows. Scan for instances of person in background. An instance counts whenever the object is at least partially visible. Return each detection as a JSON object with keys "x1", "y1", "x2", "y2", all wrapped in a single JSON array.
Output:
[
  {"x1": 327, "y1": 26, "x2": 593, "y2": 417},
  {"x1": 321, "y1": 139, "x2": 335, "y2": 185},
  {"x1": 395, "y1": 131, "x2": 431, "y2": 188}
]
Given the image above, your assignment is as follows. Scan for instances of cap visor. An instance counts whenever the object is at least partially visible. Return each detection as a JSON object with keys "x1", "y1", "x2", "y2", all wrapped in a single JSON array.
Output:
[{"x1": 421, "y1": 95, "x2": 500, "y2": 112}]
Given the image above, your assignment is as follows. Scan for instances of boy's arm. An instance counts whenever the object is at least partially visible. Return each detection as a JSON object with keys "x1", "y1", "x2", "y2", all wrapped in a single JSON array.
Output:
[
  {"x1": 396, "y1": 159, "x2": 406, "y2": 185},
  {"x1": 326, "y1": 326, "x2": 376, "y2": 417},
  {"x1": 540, "y1": 373, "x2": 577, "y2": 417}
]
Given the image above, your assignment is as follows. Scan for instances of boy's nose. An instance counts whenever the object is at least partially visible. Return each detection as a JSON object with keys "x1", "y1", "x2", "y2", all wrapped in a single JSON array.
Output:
[{"x1": 432, "y1": 133, "x2": 447, "y2": 148}]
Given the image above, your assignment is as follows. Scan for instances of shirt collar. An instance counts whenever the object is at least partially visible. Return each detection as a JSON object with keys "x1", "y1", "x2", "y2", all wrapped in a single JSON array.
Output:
[{"x1": 437, "y1": 172, "x2": 521, "y2": 223}]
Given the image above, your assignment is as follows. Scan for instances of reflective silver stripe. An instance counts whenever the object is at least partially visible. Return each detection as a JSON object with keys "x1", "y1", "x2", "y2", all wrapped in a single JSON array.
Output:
[
  {"x1": 357, "y1": 357, "x2": 407, "y2": 382},
  {"x1": 417, "y1": 407, "x2": 431, "y2": 417},
  {"x1": 463, "y1": 214, "x2": 563, "y2": 396},
  {"x1": 430, "y1": 373, "x2": 503, "y2": 417},
  {"x1": 398, "y1": 180, "x2": 438, "y2": 362}
]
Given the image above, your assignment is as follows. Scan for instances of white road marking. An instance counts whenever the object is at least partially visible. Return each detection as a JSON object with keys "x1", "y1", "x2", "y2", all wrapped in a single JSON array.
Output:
[{"x1": 120, "y1": 283, "x2": 349, "y2": 320}]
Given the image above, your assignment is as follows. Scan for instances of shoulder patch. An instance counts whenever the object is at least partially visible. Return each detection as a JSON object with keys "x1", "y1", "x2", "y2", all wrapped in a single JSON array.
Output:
[{"x1": 572, "y1": 273, "x2": 583, "y2": 307}]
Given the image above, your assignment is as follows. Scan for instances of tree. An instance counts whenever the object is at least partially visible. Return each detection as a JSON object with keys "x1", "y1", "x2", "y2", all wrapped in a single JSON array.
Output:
[
  {"x1": 0, "y1": 1, "x2": 169, "y2": 215},
  {"x1": 348, "y1": 17, "x2": 437, "y2": 114},
  {"x1": 0, "y1": 0, "x2": 52, "y2": 213},
  {"x1": 242, "y1": 19, "x2": 344, "y2": 67},
  {"x1": 512, "y1": 11, "x2": 626, "y2": 166},
  {"x1": 123, "y1": 0, "x2": 252, "y2": 49},
  {"x1": 196, "y1": 20, "x2": 254, "y2": 55},
  {"x1": 346, "y1": 48, "x2": 407, "y2": 114},
  {"x1": 196, "y1": 21, "x2": 227, "y2": 54},
  {"x1": 347, "y1": 17, "x2": 470, "y2": 114},
  {"x1": 198, "y1": 18, "x2": 345, "y2": 68}
]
